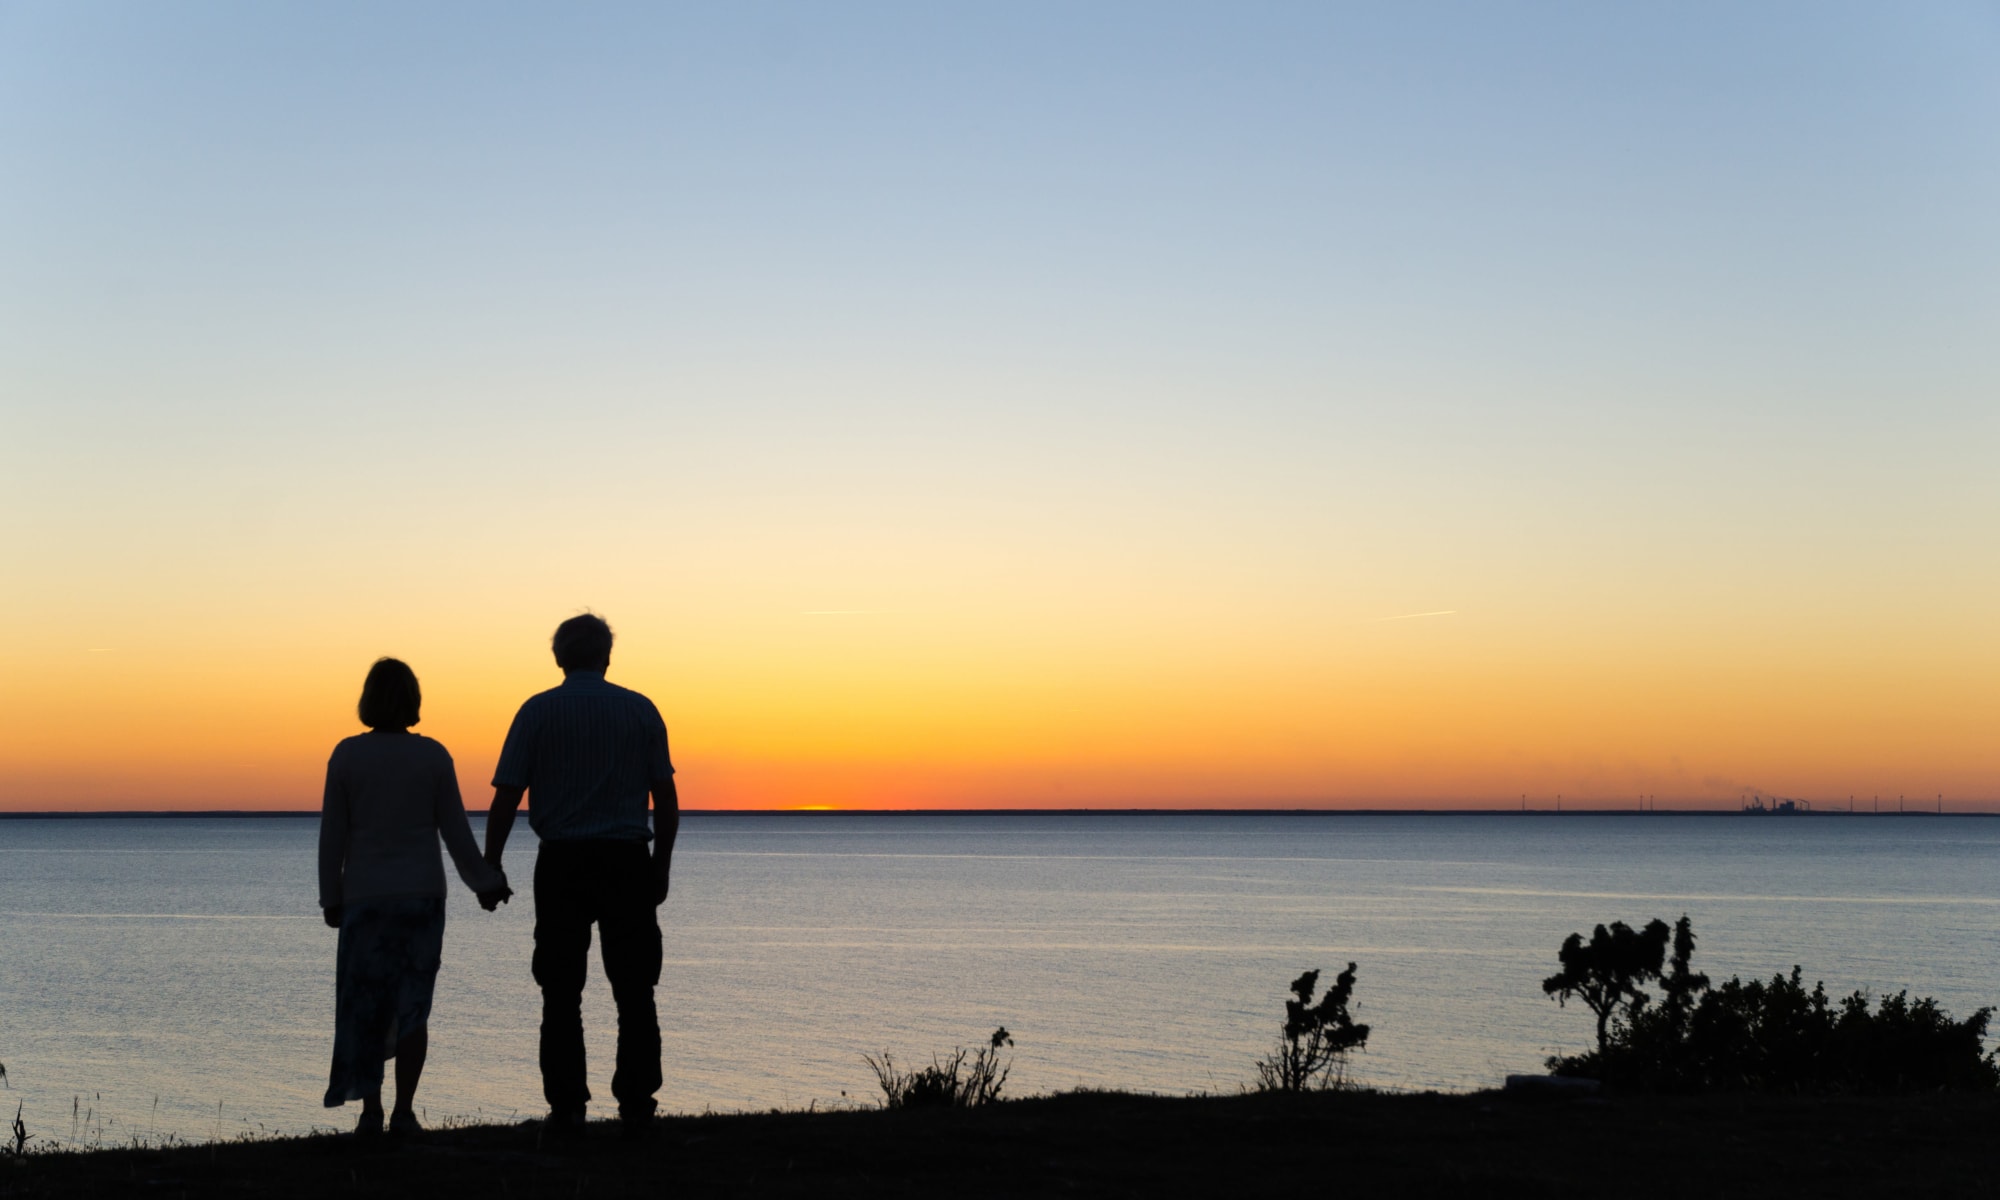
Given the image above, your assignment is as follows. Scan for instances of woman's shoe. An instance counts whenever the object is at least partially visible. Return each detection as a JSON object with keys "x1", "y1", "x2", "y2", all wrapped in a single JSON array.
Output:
[
  {"x1": 355, "y1": 1109, "x2": 384, "y2": 1139},
  {"x1": 388, "y1": 1110, "x2": 422, "y2": 1136}
]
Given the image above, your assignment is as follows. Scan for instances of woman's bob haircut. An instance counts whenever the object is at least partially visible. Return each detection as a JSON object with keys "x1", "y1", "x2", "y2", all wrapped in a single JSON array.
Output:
[{"x1": 357, "y1": 657, "x2": 422, "y2": 730}]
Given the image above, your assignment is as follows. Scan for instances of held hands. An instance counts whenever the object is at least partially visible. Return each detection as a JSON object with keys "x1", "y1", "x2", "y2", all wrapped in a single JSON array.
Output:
[{"x1": 477, "y1": 874, "x2": 513, "y2": 912}]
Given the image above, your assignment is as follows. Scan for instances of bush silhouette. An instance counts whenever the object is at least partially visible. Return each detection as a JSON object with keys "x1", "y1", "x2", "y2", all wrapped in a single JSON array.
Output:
[
  {"x1": 865, "y1": 1027, "x2": 1014, "y2": 1109},
  {"x1": 1255, "y1": 965, "x2": 1370, "y2": 1092},
  {"x1": 1546, "y1": 916, "x2": 1997, "y2": 1093}
]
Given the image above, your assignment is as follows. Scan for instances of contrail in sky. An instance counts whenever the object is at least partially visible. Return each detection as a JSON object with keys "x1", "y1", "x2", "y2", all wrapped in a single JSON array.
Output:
[{"x1": 1371, "y1": 610, "x2": 1457, "y2": 622}]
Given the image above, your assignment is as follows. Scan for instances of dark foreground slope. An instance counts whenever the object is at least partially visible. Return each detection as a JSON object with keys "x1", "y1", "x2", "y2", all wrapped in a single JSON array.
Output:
[{"x1": 6, "y1": 1089, "x2": 1997, "y2": 1199}]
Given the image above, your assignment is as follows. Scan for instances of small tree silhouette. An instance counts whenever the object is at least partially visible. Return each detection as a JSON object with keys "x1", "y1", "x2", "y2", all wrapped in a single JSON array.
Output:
[
  {"x1": 1255, "y1": 964, "x2": 1370, "y2": 1092},
  {"x1": 1542, "y1": 919, "x2": 1671, "y2": 1061}
]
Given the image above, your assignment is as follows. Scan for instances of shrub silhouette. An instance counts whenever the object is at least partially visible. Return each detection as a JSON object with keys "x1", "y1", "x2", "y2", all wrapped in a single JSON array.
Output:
[
  {"x1": 865, "y1": 1027, "x2": 1013, "y2": 1109},
  {"x1": 1255, "y1": 965, "x2": 1370, "y2": 1092},
  {"x1": 1546, "y1": 917, "x2": 1997, "y2": 1093},
  {"x1": 1541, "y1": 918, "x2": 1671, "y2": 1064}
]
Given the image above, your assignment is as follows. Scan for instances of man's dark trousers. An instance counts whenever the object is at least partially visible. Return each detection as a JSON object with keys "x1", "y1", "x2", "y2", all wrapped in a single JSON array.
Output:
[{"x1": 532, "y1": 839, "x2": 662, "y2": 1118}]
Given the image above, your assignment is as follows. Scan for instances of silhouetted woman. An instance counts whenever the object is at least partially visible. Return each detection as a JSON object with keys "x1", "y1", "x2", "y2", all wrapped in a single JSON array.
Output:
[{"x1": 318, "y1": 657, "x2": 509, "y2": 1137}]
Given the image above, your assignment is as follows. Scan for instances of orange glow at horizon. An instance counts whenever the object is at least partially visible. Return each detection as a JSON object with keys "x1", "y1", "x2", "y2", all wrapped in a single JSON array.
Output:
[{"x1": 4, "y1": 584, "x2": 1992, "y2": 812}]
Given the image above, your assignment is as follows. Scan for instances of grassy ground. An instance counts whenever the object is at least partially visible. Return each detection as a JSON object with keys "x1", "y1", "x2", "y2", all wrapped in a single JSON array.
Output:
[{"x1": 4, "y1": 1088, "x2": 1997, "y2": 1198}]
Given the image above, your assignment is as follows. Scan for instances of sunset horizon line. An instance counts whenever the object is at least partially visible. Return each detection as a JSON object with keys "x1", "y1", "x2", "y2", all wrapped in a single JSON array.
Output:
[{"x1": 3, "y1": 804, "x2": 1991, "y2": 818}]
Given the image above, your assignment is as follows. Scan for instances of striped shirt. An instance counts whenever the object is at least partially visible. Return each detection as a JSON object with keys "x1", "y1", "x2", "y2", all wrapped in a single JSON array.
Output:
[{"x1": 492, "y1": 672, "x2": 675, "y2": 843}]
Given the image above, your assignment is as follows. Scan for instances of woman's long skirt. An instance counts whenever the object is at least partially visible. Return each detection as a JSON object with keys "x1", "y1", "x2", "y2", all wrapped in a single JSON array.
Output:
[{"x1": 323, "y1": 896, "x2": 446, "y2": 1107}]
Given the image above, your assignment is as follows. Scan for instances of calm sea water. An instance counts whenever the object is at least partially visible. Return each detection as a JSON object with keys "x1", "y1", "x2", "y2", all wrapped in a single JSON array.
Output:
[{"x1": 1, "y1": 812, "x2": 1995, "y2": 1145}]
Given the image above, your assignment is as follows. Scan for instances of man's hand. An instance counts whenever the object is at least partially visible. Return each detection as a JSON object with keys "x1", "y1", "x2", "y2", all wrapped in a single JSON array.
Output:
[
  {"x1": 478, "y1": 880, "x2": 513, "y2": 912},
  {"x1": 651, "y1": 861, "x2": 670, "y2": 906},
  {"x1": 322, "y1": 905, "x2": 343, "y2": 929}
]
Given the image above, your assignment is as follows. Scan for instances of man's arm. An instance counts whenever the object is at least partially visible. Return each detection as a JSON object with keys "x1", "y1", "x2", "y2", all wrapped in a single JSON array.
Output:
[
  {"x1": 485, "y1": 785, "x2": 525, "y2": 871},
  {"x1": 485, "y1": 700, "x2": 533, "y2": 889},
  {"x1": 650, "y1": 776, "x2": 679, "y2": 905}
]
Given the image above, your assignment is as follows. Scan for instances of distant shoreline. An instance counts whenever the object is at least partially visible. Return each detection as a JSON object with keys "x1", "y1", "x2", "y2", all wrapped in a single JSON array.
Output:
[{"x1": 1, "y1": 807, "x2": 1990, "y2": 819}]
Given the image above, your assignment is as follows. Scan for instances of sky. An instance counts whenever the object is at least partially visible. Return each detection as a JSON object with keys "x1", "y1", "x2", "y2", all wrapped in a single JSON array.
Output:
[{"x1": 2, "y1": 2, "x2": 1996, "y2": 811}]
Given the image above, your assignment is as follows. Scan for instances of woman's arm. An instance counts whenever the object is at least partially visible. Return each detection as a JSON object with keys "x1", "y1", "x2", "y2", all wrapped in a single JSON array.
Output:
[
  {"x1": 436, "y1": 757, "x2": 509, "y2": 898},
  {"x1": 317, "y1": 753, "x2": 348, "y2": 923}
]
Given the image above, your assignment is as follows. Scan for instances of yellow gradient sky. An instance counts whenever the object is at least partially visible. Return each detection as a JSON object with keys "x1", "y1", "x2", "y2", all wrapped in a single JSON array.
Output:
[{"x1": 3, "y1": 4, "x2": 1996, "y2": 810}]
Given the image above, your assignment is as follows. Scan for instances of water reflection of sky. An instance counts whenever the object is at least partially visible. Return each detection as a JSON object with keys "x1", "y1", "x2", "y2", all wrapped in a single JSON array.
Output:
[{"x1": 2, "y1": 814, "x2": 1994, "y2": 1145}]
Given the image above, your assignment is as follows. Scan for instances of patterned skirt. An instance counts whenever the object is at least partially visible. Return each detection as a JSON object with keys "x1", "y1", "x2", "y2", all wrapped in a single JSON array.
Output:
[{"x1": 323, "y1": 896, "x2": 446, "y2": 1107}]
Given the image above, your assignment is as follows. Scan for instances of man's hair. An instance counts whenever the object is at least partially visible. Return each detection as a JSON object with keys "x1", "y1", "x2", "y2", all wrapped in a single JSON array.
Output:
[
  {"x1": 357, "y1": 657, "x2": 422, "y2": 730},
  {"x1": 552, "y1": 613, "x2": 614, "y2": 671}
]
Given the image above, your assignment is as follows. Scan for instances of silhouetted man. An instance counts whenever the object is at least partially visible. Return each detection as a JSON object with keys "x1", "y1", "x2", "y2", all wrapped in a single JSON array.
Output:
[{"x1": 482, "y1": 613, "x2": 678, "y2": 1138}]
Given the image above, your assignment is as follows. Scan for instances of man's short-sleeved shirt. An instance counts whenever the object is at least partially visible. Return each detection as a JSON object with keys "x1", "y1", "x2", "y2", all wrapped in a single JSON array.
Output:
[{"x1": 492, "y1": 672, "x2": 674, "y2": 842}]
